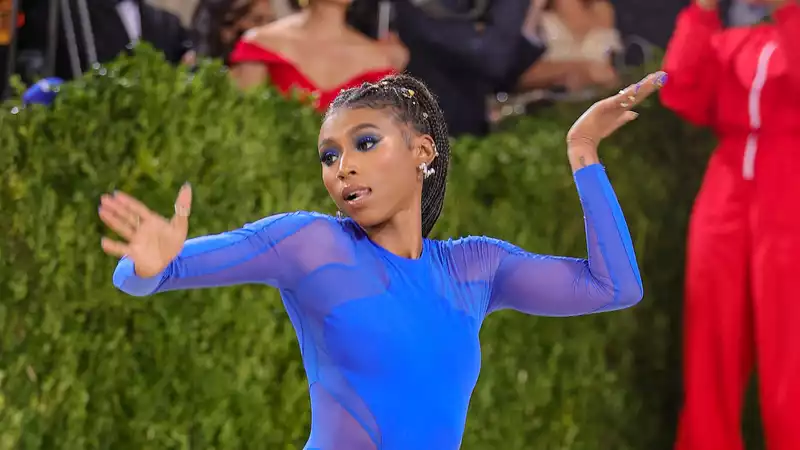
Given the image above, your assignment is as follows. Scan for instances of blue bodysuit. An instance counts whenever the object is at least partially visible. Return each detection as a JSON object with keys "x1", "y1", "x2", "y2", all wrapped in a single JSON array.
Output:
[{"x1": 113, "y1": 164, "x2": 643, "y2": 450}]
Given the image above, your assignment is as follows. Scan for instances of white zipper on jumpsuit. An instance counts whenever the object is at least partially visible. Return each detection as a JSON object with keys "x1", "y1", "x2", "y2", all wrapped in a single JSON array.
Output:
[{"x1": 743, "y1": 41, "x2": 777, "y2": 180}]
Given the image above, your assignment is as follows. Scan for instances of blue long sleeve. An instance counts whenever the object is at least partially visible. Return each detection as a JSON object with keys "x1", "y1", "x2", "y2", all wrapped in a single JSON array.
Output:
[
  {"x1": 112, "y1": 211, "x2": 341, "y2": 296},
  {"x1": 485, "y1": 163, "x2": 643, "y2": 316}
]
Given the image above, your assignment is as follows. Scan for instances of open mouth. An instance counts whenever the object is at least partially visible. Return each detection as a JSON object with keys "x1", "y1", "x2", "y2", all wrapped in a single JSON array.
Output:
[{"x1": 342, "y1": 187, "x2": 372, "y2": 205}]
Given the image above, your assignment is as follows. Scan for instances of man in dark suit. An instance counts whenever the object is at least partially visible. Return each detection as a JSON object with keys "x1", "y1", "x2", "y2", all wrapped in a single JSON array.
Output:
[
  {"x1": 17, "y1": 0, "x2": 192, "y2": 82},
  {"x1": 390, "y1": 0, "x2": 547, "y2": 137}
]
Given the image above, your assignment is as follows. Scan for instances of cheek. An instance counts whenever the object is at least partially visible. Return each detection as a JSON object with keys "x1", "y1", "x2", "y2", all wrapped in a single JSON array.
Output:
[
  {"x1": 321, "y1": 168, "x2": 339, "y2": 201},
  {"x1": 374, "y1": 149, "x2": 417, "y2": 189},
  {"x1": 371, "y1": 148, "x2": 417, "y2": 204}
]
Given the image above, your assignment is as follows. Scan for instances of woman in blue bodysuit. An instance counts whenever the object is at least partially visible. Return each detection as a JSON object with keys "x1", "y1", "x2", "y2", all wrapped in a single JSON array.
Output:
[{"x1": 98, "y1": 70, "x2": 666, "y2": 450}]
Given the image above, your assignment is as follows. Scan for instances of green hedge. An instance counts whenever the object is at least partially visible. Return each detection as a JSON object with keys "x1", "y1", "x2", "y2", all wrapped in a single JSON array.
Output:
[{"x1": 1, "y1": 46, "x2": 721, "y2": 449}]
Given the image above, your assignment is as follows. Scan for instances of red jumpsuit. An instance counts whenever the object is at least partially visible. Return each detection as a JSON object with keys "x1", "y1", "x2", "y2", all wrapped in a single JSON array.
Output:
[{"x1": 660, "y1": 2, "x2": 800, "y2": 450}]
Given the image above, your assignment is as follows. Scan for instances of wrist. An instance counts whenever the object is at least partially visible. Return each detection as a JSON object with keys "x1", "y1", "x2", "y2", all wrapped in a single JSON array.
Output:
[
  {"x1": 567, "y1": 140, "x2": 599, "y2": 156},
  {"x1": 567, "y1": 143, "x2": 600, "y2": 172}
]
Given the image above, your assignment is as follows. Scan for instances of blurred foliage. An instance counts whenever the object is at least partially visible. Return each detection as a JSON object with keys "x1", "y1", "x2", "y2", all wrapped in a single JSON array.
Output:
[{"x1": 1, "y1": 44, "x2": 761, "y2": 450}]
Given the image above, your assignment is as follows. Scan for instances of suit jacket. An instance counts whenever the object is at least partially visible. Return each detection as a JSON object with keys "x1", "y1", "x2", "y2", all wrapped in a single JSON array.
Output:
[
  {"x1": 18, "y1": 0, "x2": 192, "y2": 81},
  {"x1": 393, "y1": 0, "x2": 547, "y2": 137}
]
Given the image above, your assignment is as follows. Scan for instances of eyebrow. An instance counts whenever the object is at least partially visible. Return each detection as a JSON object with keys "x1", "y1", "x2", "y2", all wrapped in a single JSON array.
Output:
[{"x1": 318, "y1": 123, "x2": 380, "y2": 151}]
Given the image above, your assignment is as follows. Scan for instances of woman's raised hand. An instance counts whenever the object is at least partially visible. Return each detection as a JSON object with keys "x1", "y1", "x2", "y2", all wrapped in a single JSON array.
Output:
[
  {"x1": 566, "y1": 71, "x2": 668, "y2": 149},
  {"x1": 99, "y1": 184, "x2": 192, "y2": 278}
]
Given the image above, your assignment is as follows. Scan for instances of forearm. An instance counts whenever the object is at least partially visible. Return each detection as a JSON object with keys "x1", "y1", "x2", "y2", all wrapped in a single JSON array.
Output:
[
  {"x1": 516, "y1": 60, "x2": 588, "y2": 91},
  {"x1": 113, "y1": 230, "x2": 274, "y2": 296},
  {"x1": 664, "y1": 2, "x2": 720, "y2": 73},
  {"x1": 112, "y1": 213, "x2": 316, "y2": 296},
  {"x1": 573, "y1": 163, "x2": 643, "y2": 310},
  {"x1": 230, "y1": 64, "x2": 268, "y2": 90},
  {"x1": 659, "y1": 2, "x2": 720, "y2": 125},
  {"x1": 567, "y1": 143, "x2": 602, "y2": 173},
  {"x1": 773, "y1": 1, "x2": 800, "y2": 84},
  {"x1": 488, "y1": 162, "x2": 643, "y2": 316}
]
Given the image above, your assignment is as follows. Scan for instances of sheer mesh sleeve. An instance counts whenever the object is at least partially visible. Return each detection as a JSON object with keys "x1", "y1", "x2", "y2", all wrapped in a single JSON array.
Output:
[
  {"x1": 486, "y1": 163, "x2": 643, "y2": 316},
  {"x1": 113, "y1": 211, "x2": 345, "y2": 296}
]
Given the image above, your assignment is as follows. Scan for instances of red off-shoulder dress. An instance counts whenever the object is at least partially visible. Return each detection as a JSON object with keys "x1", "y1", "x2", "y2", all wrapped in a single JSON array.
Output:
[{"x1": 230, "y1": 40, "x2": 396, "y2": 112}]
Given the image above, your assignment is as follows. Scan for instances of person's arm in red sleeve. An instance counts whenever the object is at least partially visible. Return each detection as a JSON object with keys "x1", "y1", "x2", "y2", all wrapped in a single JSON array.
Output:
[
  {"x1": 772, "y1": 0, "x2": 800, "y2": 85},
  {"x1": 659, "y1": 1, "x2": 722, "y2": 127}
]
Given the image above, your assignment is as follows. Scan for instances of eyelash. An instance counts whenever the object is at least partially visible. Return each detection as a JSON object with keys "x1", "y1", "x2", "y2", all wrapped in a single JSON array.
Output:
[
  {"x1": 355, "y1": 135, "x2": 380, "y2": 152},
  {"x1": 320, "y1": 150, "x2": 338, "y2": 166},
  {"x1": 320, "y1": 135, "x2": 381, "y2": 166}
]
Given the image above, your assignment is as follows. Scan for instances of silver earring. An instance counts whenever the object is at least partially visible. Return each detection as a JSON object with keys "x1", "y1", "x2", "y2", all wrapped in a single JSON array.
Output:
[
  {"x1": 419, "y1": 163, "x2": 435, "y2": 179},
  {"x1": 336, "y1": 210, "x2": 344, "y2": 219}
]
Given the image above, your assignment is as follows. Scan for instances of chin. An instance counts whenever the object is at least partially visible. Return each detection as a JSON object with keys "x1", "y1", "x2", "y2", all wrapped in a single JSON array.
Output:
[{"x1": 342, "y1": 208, "x2": 386, "y2": 229}]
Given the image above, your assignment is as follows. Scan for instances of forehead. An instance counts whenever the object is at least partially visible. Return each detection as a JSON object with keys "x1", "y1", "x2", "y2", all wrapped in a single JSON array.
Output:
[{"x1": 319, "y1": 107, "x2": 399, "y2": 142}]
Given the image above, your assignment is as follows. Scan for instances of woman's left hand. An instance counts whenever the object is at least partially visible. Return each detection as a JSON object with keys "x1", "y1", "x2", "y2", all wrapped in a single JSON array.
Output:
[{"x1": 566, "y1": 71, "x2": 668, "y2": 149}]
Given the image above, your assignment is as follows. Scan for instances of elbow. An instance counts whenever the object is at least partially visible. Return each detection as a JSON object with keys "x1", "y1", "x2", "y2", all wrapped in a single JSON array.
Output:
[
  {"x1": 112, "y1": 257, "x2": 159, "y2": 297},
  {"x1": 614, "y1": 281, "x2": 644, "y2": 309}
]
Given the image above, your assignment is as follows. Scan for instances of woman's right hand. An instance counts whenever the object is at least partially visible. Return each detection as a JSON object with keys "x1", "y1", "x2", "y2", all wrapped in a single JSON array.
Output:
[
  {"x1": 99, "y1": 184, "x2": 192, "y2": 278},
  {"x1": 696, "y1": 0, "x2": 717, "y2": 10}
]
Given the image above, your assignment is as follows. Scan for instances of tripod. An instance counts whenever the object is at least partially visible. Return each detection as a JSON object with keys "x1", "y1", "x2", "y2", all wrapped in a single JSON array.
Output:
[{"x1": 3, "y1": 0, "x2": 97, "y2": 97}]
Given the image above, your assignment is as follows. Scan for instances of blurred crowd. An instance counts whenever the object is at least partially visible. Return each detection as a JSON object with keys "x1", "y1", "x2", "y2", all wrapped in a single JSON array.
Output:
[{"x1": 5, "y1": 0, "x2": 691, "y2": 137}]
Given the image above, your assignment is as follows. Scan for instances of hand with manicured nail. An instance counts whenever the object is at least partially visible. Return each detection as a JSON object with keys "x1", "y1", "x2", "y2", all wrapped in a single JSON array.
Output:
[
  {"x1": 98, "y1": 184, "x2": 193, "y2": 278},
  {"x1": 566, "y1": 71, "x2": 668, "y2": 149}
]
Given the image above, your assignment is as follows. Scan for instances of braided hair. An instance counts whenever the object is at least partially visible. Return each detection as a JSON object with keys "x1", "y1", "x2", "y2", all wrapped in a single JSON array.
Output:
[{"x1": 325, "y1": 74, "x2": 450, "y2": 238}]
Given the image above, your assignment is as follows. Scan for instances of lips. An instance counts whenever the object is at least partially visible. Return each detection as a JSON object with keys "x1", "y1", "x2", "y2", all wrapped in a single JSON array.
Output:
[{"x1": 341, "y1": 185, "x2": 372, "y2": 206}]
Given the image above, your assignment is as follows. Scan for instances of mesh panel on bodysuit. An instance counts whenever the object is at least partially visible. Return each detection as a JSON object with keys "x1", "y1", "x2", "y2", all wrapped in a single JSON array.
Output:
[
  {"x1": 426, "y1": 164, "x2": 641, "y2": 319},
  {"x1": 288, "y1": 227, "x2": 389, "y2": 449},
  {"x1": 115, "y1": 212, "x2": 386, "y2": 449}
]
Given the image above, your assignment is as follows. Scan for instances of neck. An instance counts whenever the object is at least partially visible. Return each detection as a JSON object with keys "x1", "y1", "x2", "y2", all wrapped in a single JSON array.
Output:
[
  {"x1": 299, "y1": 1, "x2": 349, "y2": 38},
  {"x1": 365, "y1": 204, "x2": 425, "y2": 260}
]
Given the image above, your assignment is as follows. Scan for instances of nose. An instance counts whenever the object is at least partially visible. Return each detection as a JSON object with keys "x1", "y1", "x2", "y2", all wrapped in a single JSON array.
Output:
[{"x1": 336, "y1": 152, "x2": 358, "y2": 180}]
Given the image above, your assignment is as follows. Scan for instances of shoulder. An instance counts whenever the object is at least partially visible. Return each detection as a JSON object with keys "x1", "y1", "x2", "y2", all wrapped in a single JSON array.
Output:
[
  {"x1": 436, "y1": 235, "x2": 520, "y2": 251},
  {"x1": 432, "y1": 235, "x2": 523, "y2": 263},
  {"x1": 242, "y1": 211, "x2": 356, "y2": 258},
  {"x1": 244, "y1": 211, "x2": 342, "y2": 234},
  {"x1": 342, "y1": 29, "x2": 394, "y2": 68},
  {"x1": 241, "y1": 16, "x2": 303, "y2": 49}
]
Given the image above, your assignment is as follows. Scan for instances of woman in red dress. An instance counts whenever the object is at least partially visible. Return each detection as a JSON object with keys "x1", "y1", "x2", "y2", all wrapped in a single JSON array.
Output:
[
  {"x1": 660, "y1": 0, "x2": 800, "y2": 449},
  {"x1": 228, "y1": 0, "x2": 407, "y2": 112}
]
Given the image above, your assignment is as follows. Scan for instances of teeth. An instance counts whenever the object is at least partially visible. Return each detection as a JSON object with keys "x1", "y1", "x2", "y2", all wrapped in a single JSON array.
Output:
[{"x1": 345, "y1": 189, "x2": 368, "y2": 201}]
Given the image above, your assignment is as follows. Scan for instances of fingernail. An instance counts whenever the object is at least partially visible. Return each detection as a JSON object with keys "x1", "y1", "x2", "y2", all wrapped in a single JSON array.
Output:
[
  {"x1": 631, "y1": 112, "x2": 639, "y2": 119},
  {"x1": 655, "y1": 72, "x2": 668, "y2": 87},
  {"x1": 182, "y1": 181, "x2": 191, "y2": 188}
]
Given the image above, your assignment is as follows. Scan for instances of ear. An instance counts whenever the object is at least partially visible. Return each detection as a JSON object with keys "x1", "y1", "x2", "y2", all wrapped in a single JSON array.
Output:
[{"x1": 411, "y1": 134, "x2": 437, "y2": 167}]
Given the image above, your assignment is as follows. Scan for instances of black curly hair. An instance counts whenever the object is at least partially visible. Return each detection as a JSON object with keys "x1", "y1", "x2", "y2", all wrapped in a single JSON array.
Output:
[{"x1": 325, "y1": 74, "x2": 450, "y2": 238}]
